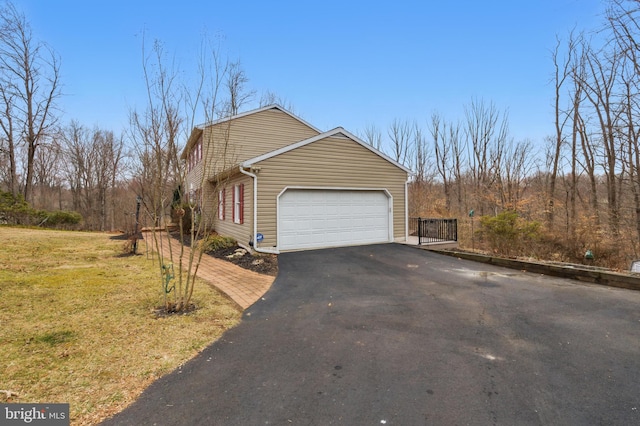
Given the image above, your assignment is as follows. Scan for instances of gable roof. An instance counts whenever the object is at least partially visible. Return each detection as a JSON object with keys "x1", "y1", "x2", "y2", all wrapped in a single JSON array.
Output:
[
  {"x1": 199, "y1": 104, "x2": 322, "y2": 133},
  {"x1": 180, "y1": 104, "x2": 321, "y2": 159},
  {"x1": 181, "y1": 128, "x2": 204, "y2": 160},
  {"x1": 241, "y1": 127, "x2": 412, "y2": 174}
]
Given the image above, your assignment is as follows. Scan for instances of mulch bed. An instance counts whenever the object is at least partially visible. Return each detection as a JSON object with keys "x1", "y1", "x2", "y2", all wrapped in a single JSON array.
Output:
[
  {"x1": 136, "y1": 231, "x2": 279, "y2": 277},
  {"x1": 207, "y1": 245, "x2": 279, "y2": 276}
]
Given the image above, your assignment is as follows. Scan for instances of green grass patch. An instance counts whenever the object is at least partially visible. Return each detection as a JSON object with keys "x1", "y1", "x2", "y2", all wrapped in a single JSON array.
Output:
[
  {"x1": 34, "y1": 330, "x2": 76, "y2": 346},
  {"x1": 0, "y1": 227, "x2": 242, "y2": 425}
]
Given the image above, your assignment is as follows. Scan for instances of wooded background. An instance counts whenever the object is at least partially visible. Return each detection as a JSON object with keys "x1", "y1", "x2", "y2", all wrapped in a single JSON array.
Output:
[{"x1": 2, "y1": 0, "x2": 640, "y2": 270}]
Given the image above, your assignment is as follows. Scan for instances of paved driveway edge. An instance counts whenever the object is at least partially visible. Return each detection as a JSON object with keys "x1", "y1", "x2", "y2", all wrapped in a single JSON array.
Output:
[{"x1": 424, "y1": 248, "x2": 640, "y2": 291}]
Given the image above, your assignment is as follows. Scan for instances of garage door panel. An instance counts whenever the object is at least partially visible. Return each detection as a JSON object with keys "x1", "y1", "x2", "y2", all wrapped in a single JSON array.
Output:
[{"x1": 279, "y1": 189, "x2": 390, "y2": 251}]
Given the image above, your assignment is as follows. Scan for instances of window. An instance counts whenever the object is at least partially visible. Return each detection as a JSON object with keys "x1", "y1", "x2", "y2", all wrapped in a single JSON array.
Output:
[
  {"x1": 233, "y1": 184, "x2": 244, "y2": 224},
  {"x1": 218, "y1": 189, "x2": 225, "y2": 220},
  {"x1": 188, "y1": 139, "x2": 202, "y2": 173}
]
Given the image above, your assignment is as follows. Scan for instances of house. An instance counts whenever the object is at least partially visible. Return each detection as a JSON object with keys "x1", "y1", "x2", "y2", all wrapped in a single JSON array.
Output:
[{"x1": 181, "y1": 105, "x2": 410, "y2": 253}]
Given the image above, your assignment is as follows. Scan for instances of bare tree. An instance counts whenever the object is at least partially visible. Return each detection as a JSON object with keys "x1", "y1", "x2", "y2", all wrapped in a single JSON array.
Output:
[
  {"x1": 431, "y1": 113, "x2": 469, "y2": 214},
  {"x1": 361, "y1": 123, "x2": 383, "y2": 151},
  {"x1": 32, "y1": 135, "x2": 63, "y2": 210},
  {"x1": 431, "y1": 112, "x2": 451, "y2": 210},
  {"x1": 449, "y1": 121, "x2": 466, "y2": 212},
  {"x1": 576, "y1": 43, "x2": 623, "y2": 234},
  {"x1": 130, "y1": 33, "x2": 244, "y2": 313},
  {"x1": 547, "y1": 33, "x2": 576, "y2": 228},
  {"x1": 177, "y1": 36, "x2": 244, "y2": 313},
  {"x1": 129, "y1": 38, "x2": 190, "y2": 311},
  {"x1": 0, "y1": 1, "x2": 61, "y2": 202},
  {"x1": 0, "y1": 81, "x2": 18, "y2": 195},
  {"x1": 500, "y1": 139, "x2": 536, "y2": 211},
  {"x1": 464, "y1": 98, "x2": 509, "y2": 214},
  {"x1": 92, "y1": 129, "x2": 124, "y2": 231},
  {"x1": 221, "y1": 60, "x2": 255, "y2": 117},
  {"x1": 130, "y1": 39, "x2": 182, "y2": 222},
  {"x1": 607, "y1": 0, "x2": 640, "y2": 245},
  {"x1": 565, "y1": 71, "x2": 582, "y2": 240},
  {"x1": 388, "y1": 118, "x2": 413, "y2": 167},
  {"x1": 621, "y1": 70, "x2": 640, "y2": 244},
  {"x1": 575, "y1": 107, "x2": 601, "y2": 226},
  {"x1": 259, "y1": 90, "x2": 296, "y2": 112},
  {"x1": 59, "y1": 122, "x2": 124, "y2": 230},
  {"x1": 61, "y1": 121, "x2": 88, "y2": 214},
  {"x1": 606, "y1": 0, "x2": 640, "y2": 74},
  {"x1": 413, "y1": 122, "x2": 432, "y2": 183}
]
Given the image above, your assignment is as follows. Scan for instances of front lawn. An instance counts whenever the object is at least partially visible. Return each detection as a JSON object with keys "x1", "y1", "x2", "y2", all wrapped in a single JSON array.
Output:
[{"x1": 0, "y1": 227, "x2": 241, "y2": 425}]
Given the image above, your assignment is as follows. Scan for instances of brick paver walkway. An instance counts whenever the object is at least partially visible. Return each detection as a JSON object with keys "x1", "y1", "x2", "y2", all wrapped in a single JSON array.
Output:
[{"x1": 142, "y1": 231, "x2": 275, "y2": 310}]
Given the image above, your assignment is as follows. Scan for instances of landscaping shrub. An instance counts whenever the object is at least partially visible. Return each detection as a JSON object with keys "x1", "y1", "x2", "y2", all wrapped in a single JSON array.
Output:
[
  {"x1": 0, "y1": 190, "x2": 82, "y2": 228},
  {"x1": 198, "y1": 234, "x2": 237, "y2": 252},
  {"x1": 478, "y1": 210, "x2": 541, "y2": 256},
  {"x1": 0, "y1": 191, "x2": 31, "y2": 225},
  {"x1": 40, "y1": 210, "x2": 82, "y2": 227}
]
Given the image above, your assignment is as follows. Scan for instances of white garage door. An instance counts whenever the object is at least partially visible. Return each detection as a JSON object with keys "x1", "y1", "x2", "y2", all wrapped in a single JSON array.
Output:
[{"x1": 278, "y1": 189, "x2": 391, "y2": 251}]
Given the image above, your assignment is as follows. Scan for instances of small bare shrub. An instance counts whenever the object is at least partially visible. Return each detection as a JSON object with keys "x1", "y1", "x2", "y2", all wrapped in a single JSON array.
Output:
[{"x1": 198, "y1": 234, "x2": 237, "y2": 252}]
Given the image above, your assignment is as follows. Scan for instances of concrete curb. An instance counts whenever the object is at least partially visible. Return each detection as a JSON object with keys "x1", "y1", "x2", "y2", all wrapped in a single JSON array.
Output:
[{"x1": 425, "y1": 248, "x2": 640, "y2": 292}]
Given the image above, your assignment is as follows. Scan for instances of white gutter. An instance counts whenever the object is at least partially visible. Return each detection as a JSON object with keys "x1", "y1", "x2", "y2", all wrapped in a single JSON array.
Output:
[{"x1": 239, "y1": 166, "x2": 279, "y2": 254}]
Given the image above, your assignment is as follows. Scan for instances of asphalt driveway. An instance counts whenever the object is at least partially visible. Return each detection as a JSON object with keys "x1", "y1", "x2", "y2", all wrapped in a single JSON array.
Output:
[{"x1": 102, "y1": 244, "x2": 640, "y2": 425}]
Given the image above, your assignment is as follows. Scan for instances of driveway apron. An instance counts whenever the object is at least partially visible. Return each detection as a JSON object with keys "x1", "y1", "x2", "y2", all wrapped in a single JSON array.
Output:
[{"x1": 101, "y1": 244, "x2": 640, "y2": 425}]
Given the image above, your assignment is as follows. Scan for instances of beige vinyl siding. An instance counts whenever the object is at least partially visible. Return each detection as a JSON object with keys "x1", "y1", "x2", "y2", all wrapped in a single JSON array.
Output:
[
  {"x1": 253, "y1": 136, "x2": 408, "y2": 249},
  {"x1": 185, "y1": 108, "x2": 319, "y2": 232},
  {"x1": 183, "y1": 134, "x2": 220, "y2": 229},
  {"x1": 185, "y1": 165, "x2": 203, "y2": 194},
  {"x1": 203, "y1": 108, "x2": 319, "y2": 176},
  {"x1": 199, "y1": 181, "x2": 217, "y2": 229},
  {"x1": 185, "y1": 134, "x2": 205, "y2": 196},
  {"x1": 213, "y1": 173, "x2": 253, "y2": 247}
]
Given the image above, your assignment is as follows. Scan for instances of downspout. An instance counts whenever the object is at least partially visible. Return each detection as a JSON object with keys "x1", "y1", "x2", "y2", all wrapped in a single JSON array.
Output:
[
  {"x1": 405, "y1": 176, "x2": 410, "y2": 242},
  {"x1": 239, "y1": 166, "x2": 279, "y2": 254}
]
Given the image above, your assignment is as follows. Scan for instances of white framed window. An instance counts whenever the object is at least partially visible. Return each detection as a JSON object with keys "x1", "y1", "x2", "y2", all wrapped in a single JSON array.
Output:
[
  {"x1": 233, "y1": 184, "x2": 244, "y2": 224},
  {"x1": 189, "y1": 139, "x2": 203, "y2": 173},
  {"x1": 218, "y1": 189, "x2": 225, "y2": 220}
]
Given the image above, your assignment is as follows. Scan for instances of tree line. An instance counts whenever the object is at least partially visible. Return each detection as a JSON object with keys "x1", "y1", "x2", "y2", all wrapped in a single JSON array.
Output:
[
  {"x1": 2, "y1": 1, "x2": 640, "y2": 269},
  {"x1": 360, "y1": 1, "x2": 640, "y2": 268},
  {"x1": 0, "y1": 2, "x2": 281, "y2": 232}
]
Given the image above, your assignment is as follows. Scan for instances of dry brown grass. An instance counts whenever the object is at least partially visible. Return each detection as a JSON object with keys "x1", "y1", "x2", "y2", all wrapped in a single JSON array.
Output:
[{"x1": 0, "y1": 227, "x2": 242, "y2": 425}]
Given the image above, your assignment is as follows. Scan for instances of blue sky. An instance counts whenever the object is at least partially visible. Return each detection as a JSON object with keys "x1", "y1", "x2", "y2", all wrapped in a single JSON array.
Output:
[{"x1": 18, "y1": 0, "x2": 605, "y2": 152}]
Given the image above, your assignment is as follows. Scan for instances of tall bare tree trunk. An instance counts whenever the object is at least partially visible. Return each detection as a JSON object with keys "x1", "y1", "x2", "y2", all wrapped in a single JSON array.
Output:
[
  {"x1": 548, "y1": 35, "x2": 574, "y2": 229},
  {"x1": 0, "y1": 2, "x2": 60, "y2": 203}
]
